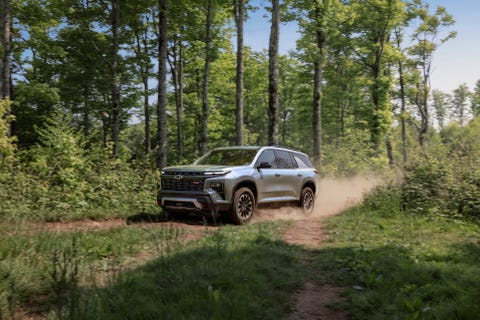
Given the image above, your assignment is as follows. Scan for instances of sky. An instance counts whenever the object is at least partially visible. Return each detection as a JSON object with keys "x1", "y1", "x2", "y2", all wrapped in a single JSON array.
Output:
[{"x1": 243, "y1": 0, "x2": 480, "y2": 93}]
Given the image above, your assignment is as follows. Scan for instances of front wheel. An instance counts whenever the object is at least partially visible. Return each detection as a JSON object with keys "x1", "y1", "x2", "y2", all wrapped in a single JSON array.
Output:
[
  {"x1": 300, "y1": 187, "x2": 315, "y2": 215},
  {"x1": 230, "y1": 187, "x2": 255, "y2": 225}
]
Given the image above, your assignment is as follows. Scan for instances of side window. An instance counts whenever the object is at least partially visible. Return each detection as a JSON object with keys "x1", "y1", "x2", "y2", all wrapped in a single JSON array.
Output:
[
  {"x1": 275, "y1": 150, "x2": 295, "y2": 169},
  {"x1": 255, "y1": 150, "x2": 277, "y2": 168},
  {"x1": 293, "y1": 154, "x2": 313, "y2": 169}
]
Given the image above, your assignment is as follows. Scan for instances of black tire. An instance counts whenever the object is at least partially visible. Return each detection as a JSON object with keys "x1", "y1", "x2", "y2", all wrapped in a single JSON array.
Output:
[
  {"x1": 300, "y1": 187, "x2": 315, "y2": 215},
  {"x1": 230, "y1": 187, "x2": 255, "y2": 225}
]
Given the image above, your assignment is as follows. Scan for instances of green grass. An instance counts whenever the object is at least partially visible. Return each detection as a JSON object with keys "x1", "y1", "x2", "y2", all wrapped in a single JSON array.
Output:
[
  {"x1": 0, "y1": 223, "x2": 186, "y2": 318},
  {"x1": 0, "y1": 219, "x2": 305, "y2": 319},
  {"x1": 314, "y1": 187, "x2": 480, "y2": 320},
  {"x1": 1, "y1": 188, "x2": 479, "y2": 319},
  {"x1": 80, "y1": 223, "x2": 303, "y2": 320}
]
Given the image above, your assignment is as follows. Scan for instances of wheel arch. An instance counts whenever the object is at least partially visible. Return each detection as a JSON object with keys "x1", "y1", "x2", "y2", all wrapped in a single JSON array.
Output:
[
  {"x1": 302, "y1": 180, "x2": 316, "y2": 194},
  {"x1": 233, "y1": 180, "x2": 258, "y2": 203}
]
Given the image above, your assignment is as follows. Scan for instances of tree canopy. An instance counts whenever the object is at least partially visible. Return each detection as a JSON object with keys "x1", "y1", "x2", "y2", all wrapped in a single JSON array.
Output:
[{"x1": 0, "y1": 0, "x2": 474, "y2": 170}]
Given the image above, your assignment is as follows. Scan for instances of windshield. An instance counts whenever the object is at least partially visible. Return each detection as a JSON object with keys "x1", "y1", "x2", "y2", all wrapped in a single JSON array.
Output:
[{"x1": 196, "y1": 149, "x2": 259, "y2": 166}]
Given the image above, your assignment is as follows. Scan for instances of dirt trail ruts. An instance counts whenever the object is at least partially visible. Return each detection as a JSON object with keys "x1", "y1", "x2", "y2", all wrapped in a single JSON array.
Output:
[
  {"x1": 279, "y1": 175, "x2": 381, "y2": 320},
  {"x1": 282, "y1": 217, "x2": 350, "y2": 320}
]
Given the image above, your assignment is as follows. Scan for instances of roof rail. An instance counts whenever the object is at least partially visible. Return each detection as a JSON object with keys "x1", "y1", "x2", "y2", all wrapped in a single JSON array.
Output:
[{"x1": 267, "y1": 144, "x2": 305, "y2": 154}]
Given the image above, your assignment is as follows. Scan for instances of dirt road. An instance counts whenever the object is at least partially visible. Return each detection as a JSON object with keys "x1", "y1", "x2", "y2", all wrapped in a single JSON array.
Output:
[{"x1": 265, "y1": 175, "x2": 381, "y2": 319}]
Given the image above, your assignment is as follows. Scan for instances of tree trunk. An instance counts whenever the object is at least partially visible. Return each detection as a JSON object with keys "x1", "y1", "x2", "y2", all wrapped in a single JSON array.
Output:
[
  {"x1": 83, "y1": 85, "x2": 91, "y2": 136},
  {"x1": 168, "y1": 35, "x2": 184, "y2": 162},
  {"x1": 156, "y1": 0, "x2": 168, "y2": 169},
  {"x1": 135, "y1": 30, "x2": 151, "y2": 154},
  {"x1": 234, "y1": 0, "x2": 244, "y2": 146},
  {"x1": 414, "y1": 81, "x2": 428, "y2": 147},
  {"x1": 177, "y1": 41, "x2": 184, "y2": 162},
  {"x1": 340, "y1": 82, "x2": 347, "y2": 138},
  {"x1": 0, "y1": 0, "x2": 10, "y2": 100},
  {"x1": 268, "y1": 0, "x2": 280, "y2": 146},
  {"x1": 0, "y1": 0, "x2": 12, "y2": 136},
  {"x1": 110, "y1": 0, "x2": 121, "y2": 158},
  {"x1": 420, "y1": 61, "x2": 430, "y2": 146},
  {"x1": 386, "y1": 138, "x2": 394, "y2": 166},
  {"x1": 398, "y1": 61, "x2": 407, "y2": 162},
  {"x1": 394, "y1": 29, "x2": 407, "y2": 163},
  {"x1": 370, "y1": 54, "x2": 382, "y2": 154},
  {"x1": 312, "y1": 1, "x2": 326, "y2": 166},
  {"x1": 200, "y1": 0, "x2": 213, "y2": 155}
]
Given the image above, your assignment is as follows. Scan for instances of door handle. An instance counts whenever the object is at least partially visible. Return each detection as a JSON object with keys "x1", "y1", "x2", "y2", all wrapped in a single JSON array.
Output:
[
  {"x1": 297, "y1": 173, "x2": 303, "y2": 177},
  {"x1": 275, "y1": 173, "x2": 281, "y2": 177}
]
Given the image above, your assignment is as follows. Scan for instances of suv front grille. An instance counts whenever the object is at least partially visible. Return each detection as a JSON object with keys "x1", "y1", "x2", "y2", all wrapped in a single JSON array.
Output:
[{"x1": 161, "y1": 172, "x2": 205, "y2": 191}]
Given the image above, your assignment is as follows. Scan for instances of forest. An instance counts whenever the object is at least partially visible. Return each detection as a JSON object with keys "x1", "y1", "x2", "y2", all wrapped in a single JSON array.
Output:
[
  {"x1": 0, "y1": 0, "x2": 479, "y2": 220},
  {"x1": 1, "y1": 1, "x2": 480, "y2": 319}
]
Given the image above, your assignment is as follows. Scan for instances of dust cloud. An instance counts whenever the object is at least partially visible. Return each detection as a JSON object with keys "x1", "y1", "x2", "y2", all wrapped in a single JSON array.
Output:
[{"x1": 254, "y1": 175, "x2": 383, "y2": 222}]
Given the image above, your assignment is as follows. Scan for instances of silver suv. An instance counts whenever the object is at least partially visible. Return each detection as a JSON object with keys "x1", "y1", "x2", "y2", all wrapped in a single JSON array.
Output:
[{"x1": 157, "y1": 146, "x2": 319, "y2": 224}]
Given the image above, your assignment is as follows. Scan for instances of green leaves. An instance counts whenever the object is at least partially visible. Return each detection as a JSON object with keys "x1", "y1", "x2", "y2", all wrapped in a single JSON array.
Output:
[
  {"x1": 401, "y1": 117, "x2": 480, "y2": 220},
  {"x1": 0, "y1": 100, "x2": 15, "y2": 164},
  {"x1": 324, "y1": 194, "x2": 480, "y2": 320},
  {"x1": 0, "y1": 115, "x2": 158, "y2": 221}
]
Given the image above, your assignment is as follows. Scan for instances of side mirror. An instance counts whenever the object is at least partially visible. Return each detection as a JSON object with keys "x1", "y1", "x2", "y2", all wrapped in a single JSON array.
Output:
[{"x1": 257, "y1": 162, "x2": 272, "y2": 169}]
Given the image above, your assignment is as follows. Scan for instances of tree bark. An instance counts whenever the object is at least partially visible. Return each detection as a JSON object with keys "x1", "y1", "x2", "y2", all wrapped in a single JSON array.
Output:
[
  {"x1": 370, "y1": 42, "x2": 383, "y2": 154},
  {"x1": 340, "y1": 82, "x2": 347, "y2": 138},
  {"x1": 394, "y1": 29, "x2": 407, "y2": 163},
  {"x1": 200, "y1": 0, "x2": 213, "y2": 155},
  {"x1": 234, "y1": 0, "x2": 244, "y2": 146},
  {"x1": 156, "y1": 0, "x2": 168, "y2": 169},
  {"x1": 83, "y1": 85, "x2": 91, "y2": 136},
  {"x1": 312, "y1": 1, "x2": 326, "y2": 166},
  {"x1": 1, "y1": 0, "x2": 12, "y2": 137},
  {"x1": 168, "y1": 35, "x2": 184, "y2": 162},
  {"x1": 110, "y1": 0, "x2": 121, "y2": 157},
  {"x1": 268, "y1": 0, "x2": 280, "y2": 146},
  {"x1": 386, "y1": 137, "x2": 394, "y2": 166},
  {"x1": 0, "y1": 0, "x2": 10, "y2": 100},
  {"x1": 419, "y1": 60, "x2": 430, "y2": 147},
  {"x1": 135, "y1": 29, "x2": 151, "y2": 154}
]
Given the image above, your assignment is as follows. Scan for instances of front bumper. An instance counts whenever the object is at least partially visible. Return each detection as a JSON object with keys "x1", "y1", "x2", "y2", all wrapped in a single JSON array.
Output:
[{"x1": 157, "y1": 190, "x2": 232, "y2": 213}]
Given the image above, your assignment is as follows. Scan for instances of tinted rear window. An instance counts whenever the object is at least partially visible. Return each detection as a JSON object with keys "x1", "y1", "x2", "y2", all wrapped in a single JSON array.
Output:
[
  {"x1": 293, "y1": 154, "x2": 314, "y2": 168},
  {"x1": 275, "y1": 150, "x2": 296, "y2": 169}
]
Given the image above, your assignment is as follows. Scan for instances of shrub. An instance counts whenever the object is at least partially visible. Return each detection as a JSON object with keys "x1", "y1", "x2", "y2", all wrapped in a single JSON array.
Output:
[
  {"x1": 1, "y1": 116, "x2": 158, "y2": 222},
  {"x1": 0, "y1": 99, "x2": 16, "y2": 165},
  {"x1": 401, "y1": 118, "x2": 480, "y2": 220},
  {"x1": 401, "y1": 153, "x2": 453, "y2": 215},
  {"x1": 362, "y1": 181, "x2": 402, "y2": 217},
  {"x1": 321, "y1": 134, "x2": 390, "y2": 176}
]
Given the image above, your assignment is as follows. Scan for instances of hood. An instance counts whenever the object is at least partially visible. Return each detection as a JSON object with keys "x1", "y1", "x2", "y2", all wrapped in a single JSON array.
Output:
[{"x1": 162, "y1": 165, "x2": 233, "y2": 173}]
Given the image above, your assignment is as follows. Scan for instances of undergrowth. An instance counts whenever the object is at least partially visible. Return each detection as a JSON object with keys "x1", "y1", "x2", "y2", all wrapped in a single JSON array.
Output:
[
  {"x1": 0, "y1": 220, "x2": 300, "y2": 319},
  {"x1": 316, "y1": 184, "x2": 480, "y2": 320},
  {"x1": 1, "y1": 184, "x2": 479, "y2": 319}
]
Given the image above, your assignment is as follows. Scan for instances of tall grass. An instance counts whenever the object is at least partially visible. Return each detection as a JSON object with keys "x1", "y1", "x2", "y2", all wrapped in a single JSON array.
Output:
[
  {"x1": 79, "y1": 222, "x2": 301, "y2": 320},
  {"x1": 2, "y1": 180, "x2": 479, "y2": 319},
  {"x1": 0, "y1": 222, "x2": 185, "y2": 318},
  {"x1": 317, "y1": 185, "x2": 480, "y2": 319},
  {"x1": 0, "y1": 220, "x2": 302, "y2": 319}
]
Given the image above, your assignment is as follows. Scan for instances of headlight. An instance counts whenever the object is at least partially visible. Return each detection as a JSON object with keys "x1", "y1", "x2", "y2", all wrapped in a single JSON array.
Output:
[{"x1": 204, "y1": 170, "x2": 230, "y2": 176}]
